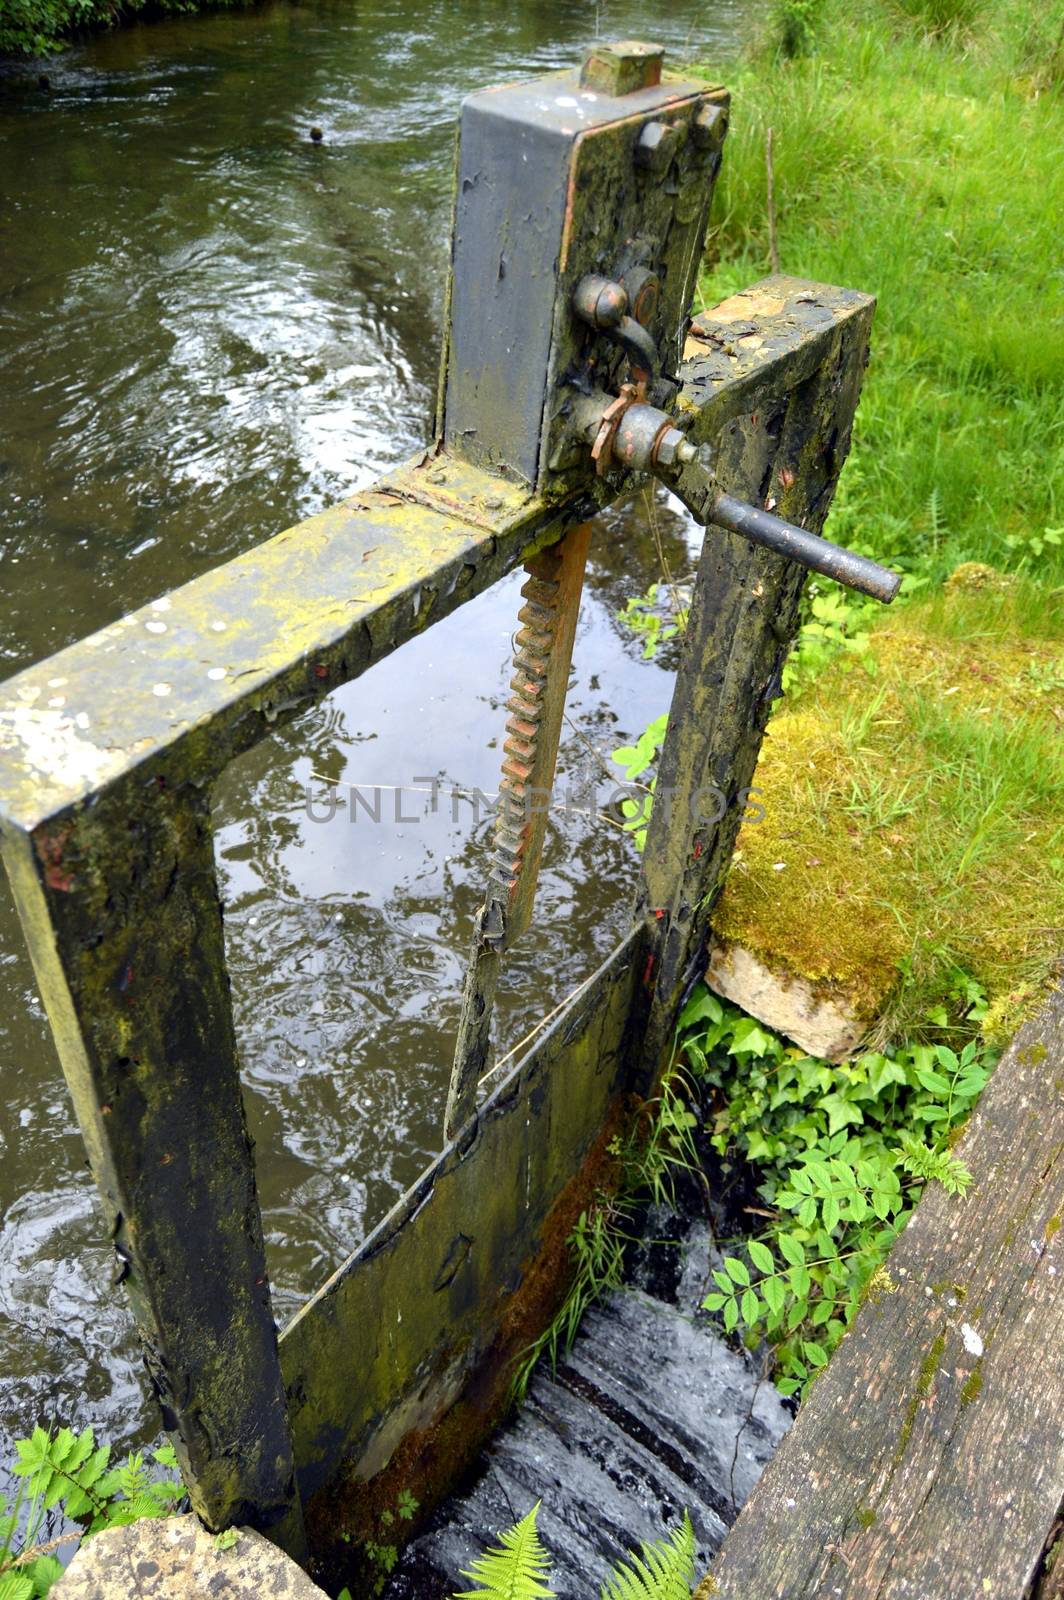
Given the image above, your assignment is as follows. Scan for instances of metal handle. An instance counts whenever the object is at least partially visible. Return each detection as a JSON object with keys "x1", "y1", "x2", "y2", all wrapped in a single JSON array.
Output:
[
  {"x1": 584, "y1": 394, "x2": 900, "y2": 603},
  {"x1": 708, "y1": 491, "x2": 900, "y2": 603}
]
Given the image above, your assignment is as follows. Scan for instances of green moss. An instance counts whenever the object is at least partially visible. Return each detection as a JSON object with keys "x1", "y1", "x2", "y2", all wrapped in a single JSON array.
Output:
[
  {"x1": 711, "y1": 584, "x2": 1064, "y2": 1047},
  {"x1": 1046, "y1": 1215, "x2": 1061, "y2": 1242},
  {"x1": 895, "y1": 1331, "x2": 946, "y2": 1462},
  {"x1": 855, "y1": 1506, "x2": 877, "y2": 1529},
  {"x1": 1020, "y1": 1041, "x2": 1049, "y2": 1066},
  {"x1": 960, "y1": 1361, "x2": 984, "y2": 1406},
  {"x1": 917, "y1": 1335, "x2": 946, "y2": 1397}
]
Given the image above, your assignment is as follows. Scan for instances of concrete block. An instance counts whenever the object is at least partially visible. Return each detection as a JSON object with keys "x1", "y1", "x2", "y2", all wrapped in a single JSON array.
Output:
[{"x1": 52, "y1": 1514, "x2": 329, "y2": 1599}]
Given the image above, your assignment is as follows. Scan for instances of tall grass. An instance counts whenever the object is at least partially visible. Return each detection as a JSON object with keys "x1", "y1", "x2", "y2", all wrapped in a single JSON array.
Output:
[{"x1": 699, "y1": 0, "x2": 1064, "y2": 586}]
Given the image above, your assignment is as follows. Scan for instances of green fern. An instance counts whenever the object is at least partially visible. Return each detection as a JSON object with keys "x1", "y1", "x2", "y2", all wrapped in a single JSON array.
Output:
[
  {"x1": 452, "y1": 1503, "x2": 555, "y2": 1600},
  {"x1": 600, "y1": 1512, "x2": 696, "y2": 1600},
  {"x1": 895, "y1": 1133, "x2": 972, "y2": 1195}
]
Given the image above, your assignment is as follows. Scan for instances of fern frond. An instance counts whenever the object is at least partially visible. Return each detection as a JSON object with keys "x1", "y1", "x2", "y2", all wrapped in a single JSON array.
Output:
[
  {"x1": 895, "y1": 1134, "x2": 972, "y2": 1195},
  {"x1": 453, "y1": 1503, "x2": 555, "y2": 1600},
  {"x1": 600, "y1": 1511, "x2": 696, "y2": 1600}
]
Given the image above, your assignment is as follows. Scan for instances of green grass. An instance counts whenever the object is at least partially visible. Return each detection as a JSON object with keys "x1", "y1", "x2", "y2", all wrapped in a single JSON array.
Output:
[{"x1": 698, "y1": 0, "x2": 1064, "y2": 587}]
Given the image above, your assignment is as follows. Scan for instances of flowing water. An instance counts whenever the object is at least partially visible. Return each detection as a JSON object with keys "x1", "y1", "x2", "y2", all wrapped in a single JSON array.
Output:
[{"x1": 0, "y1": 0, "x2": 754, "y2": 1481}]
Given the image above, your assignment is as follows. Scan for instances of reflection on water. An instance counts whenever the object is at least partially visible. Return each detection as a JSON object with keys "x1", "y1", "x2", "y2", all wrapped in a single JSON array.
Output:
[{"x1": 0, "y1": 0, "x2": 752, "y2": 1472}]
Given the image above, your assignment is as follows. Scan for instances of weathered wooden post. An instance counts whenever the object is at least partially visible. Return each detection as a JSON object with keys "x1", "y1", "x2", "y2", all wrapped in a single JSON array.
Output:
[{"x1": 0, "y1": 39, "x2": 891, "y2": 1569}]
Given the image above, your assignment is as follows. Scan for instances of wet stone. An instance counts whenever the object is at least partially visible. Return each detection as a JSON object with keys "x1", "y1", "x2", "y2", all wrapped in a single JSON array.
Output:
[
  {"x1": 385, "y1": 1280, "x2": 791, "y2": 1598},
  {"x1": 52, "y1": 1515, "x2": 328, "y2": 1599}
]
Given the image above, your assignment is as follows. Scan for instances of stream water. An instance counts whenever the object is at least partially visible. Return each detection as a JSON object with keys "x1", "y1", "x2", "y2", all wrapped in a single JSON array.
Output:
[{"x1": 0, "y1": 0, "x2": 754, "y2": 1481}]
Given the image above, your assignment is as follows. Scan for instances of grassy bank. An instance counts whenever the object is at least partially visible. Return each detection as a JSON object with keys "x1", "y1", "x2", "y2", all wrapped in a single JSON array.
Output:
[
  {"x1": 684, "y1": 0, "x2": 1064, "y2": 1031},
  {"x1": 0, "y1": 0, "x2": 247, "y2": 56},
  {"x1": 699, "y1": 0, "x2": 1063, "y2": 587}
]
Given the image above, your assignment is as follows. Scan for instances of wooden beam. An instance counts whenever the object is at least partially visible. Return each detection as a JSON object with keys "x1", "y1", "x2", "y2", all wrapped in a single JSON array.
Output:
[{"x1": 707, "y1": 981, "x2": 1064, "y2": 1600}]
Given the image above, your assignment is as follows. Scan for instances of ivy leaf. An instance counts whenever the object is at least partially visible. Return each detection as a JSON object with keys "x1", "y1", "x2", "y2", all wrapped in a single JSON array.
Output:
[
  {"x1": 723, "y1": 1298, "x2": 740, "y2": 1333},
  {"x1": 915, "y1": 1069, "x2": 951, "y2": 1095},
  {"x1": 724, "y1": 1256, "x2": 750, "y2": 1287},
  {"x1": 729, "y1": 1019, "x2": 776, "y2": 1058},
  {"x1": 740, "y1": 1288, "x2": 760, "y2": 1324},
  {"x1": 678, "y1": 988, "x2": 723, "y2": 1031},
  {"x1": 803, "y1": 1340, "x2": 829, "y2": 1369},
  {"x1": 704, "y1": 1292, "x2": 729, "y2": 1312},
  {"x1": 866, "y1": 1055, "x2": 908, "y2": 1096},
  {"x1": 820, "y1": 1095, "x2": 864, "y2": 1135}
]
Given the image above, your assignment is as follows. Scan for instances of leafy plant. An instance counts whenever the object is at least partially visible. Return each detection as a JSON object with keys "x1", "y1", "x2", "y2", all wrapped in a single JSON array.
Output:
[
  {"x1": 453, "y1": 1502, "x2": 555, "y2": 1600},
  {"x1": 780, "y1": 586, "x2": 877, "y2": 698},
  {"x1": 610, "y1": 713, "x2": 668, "y2": 851},
  {"x1": 680, "y1": 988, "x2": 995, "y2": 1397},
  {"x1": 0, "y1": 1427, "x2": 183, "y2": 1597},
  {"x1": 450, "y1": 1504, "x2": 697, "y2": 1600},
  {"x1": 359, "y1": 1489, "x2": 420, "y2": 1595},
  {"x1": 600, "y1": 1512, "x2": 696, "y2": 1600},
  {"x1": 617, "y1": 584, "x2": 688, "y2": 661}
]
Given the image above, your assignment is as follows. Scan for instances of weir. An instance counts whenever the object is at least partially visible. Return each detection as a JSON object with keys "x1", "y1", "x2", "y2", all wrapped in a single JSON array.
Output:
[{"x1": 0, "y1": 39, "x2": 892, "y2": 1579}]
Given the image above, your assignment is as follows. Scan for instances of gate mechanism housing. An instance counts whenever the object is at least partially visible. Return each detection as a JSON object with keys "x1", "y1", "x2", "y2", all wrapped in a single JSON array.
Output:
[{"x1": 439, "y1": 40, "x2": 728, "y2": 498}]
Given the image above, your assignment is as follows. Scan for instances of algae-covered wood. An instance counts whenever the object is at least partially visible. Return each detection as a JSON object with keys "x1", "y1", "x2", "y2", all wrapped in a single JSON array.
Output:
[
  {"x1": 707, "y1": 981, "x2": 1064, "y2": 1600},
  {"x1": 638, "y1": 278, "x2": 875, "y2": 1076}
]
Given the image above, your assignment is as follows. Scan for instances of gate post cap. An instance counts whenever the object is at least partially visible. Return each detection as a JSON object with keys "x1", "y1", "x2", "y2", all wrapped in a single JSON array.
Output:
[{"x1": 580, "y1": 40, "x2": 665, "y2": 95}]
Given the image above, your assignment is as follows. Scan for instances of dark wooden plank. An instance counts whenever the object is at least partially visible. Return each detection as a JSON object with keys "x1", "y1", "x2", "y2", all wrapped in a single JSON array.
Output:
[{"x1": 708, "y1": 981, "x2": 1064, "y2": 1600}]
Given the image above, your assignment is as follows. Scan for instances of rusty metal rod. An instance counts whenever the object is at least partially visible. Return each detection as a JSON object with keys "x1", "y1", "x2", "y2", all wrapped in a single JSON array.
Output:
[{"x1": 708, "y1": 491, "x2": 901, "y2": 603}]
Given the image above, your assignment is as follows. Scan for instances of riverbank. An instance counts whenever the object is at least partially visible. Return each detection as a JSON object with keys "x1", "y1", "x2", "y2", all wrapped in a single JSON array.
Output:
[
  {"x1": 0, "y1": 0, "x2": 249, "y2": 57},
  {"x1": 690, "y1": 0, "x2": 1063, "y2": 1033}
]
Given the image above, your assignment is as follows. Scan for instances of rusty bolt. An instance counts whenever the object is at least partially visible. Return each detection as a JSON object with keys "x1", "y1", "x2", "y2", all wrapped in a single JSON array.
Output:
[
  {"x1": 622, "y1": 267, "x2": 661, "y2": 328},
  {"x1": 635, "y1": 120, "x2": 681, "y2": 173},
  {"x1": 653, "y1": 426, "x2": 696, "y2": 472},
  {"x1": 691, "y1": 103, "x2": 728, "y2": 153}
]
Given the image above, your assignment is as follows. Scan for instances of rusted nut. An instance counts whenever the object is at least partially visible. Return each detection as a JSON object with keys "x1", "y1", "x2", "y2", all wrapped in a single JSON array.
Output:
[
  {"x1": 634, "y1": 120, "x2": 681, "y2": 173},
  {"x1": 691, "y1": 102, "x2": 728, "y2": 152},
  {"x1": 653, "y1": 426, "x2": 696, "y2": 472},
  {"x1": 573, "y1": 274, "x2": 629, "y2": 331},
  {"x1": 622, "y1": 267, "x2": 661, "y2": 328}
]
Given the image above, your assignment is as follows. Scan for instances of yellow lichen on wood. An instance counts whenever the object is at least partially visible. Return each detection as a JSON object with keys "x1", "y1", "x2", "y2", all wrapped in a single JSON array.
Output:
[{"x1": 712, "y1": 575, "x2": 1064, "y2": 1047}]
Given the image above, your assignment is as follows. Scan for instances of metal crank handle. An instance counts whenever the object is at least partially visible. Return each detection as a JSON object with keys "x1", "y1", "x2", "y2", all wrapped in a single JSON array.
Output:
[{"x1": 593, "y1": 396, "x2": 901, "y2": 604}]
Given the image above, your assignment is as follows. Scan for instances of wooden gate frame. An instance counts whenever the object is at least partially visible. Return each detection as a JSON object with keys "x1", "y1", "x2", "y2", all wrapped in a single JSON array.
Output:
[{"x1": 0, "y1": 275, "x2": 873, "y2": 1558}]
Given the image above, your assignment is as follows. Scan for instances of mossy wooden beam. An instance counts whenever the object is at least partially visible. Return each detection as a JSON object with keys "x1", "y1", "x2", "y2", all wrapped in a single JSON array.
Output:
[
  {"x1": 1, "y1": 780, "x2": 307, "y2": 1555},
  {"x1": 637, "y1": 276, "x2": 875, "y2": 1078},
  {"x1": 706, "y1": 982, "x2": 1064, "y2": 1600}
]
